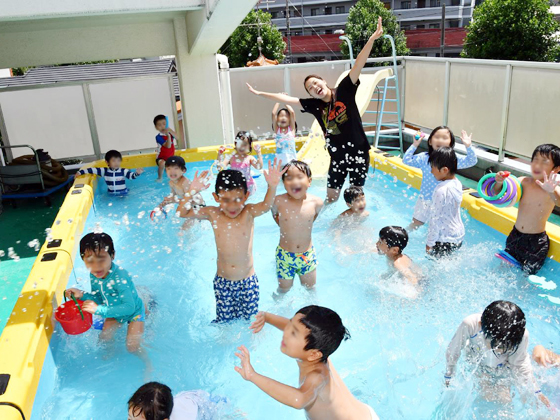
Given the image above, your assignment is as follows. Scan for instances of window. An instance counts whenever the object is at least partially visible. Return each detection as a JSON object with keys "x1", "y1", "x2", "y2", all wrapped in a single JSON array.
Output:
[
  {"x1": 336, "y1": 6, "x2": 345, "y2": 14},
  {"x1": 429, "y1": 23, "x2": 440, "y2": 28},
  {"x1": 401, "y1": 25, "x2": 411, "y2": 30},
  {"x1": 449, "y1": 20, "x2": 460, "y2": 28},
  {"x1": 430, "y1": 0, "x2": 441, "y2": 6},
  {"x1": 416, "y1": 24, "x2": 425, "y2": 29},
  {"x1": 325, "y1": 7, "x2": 332, "y2": 15},
  {"x1": 311, "y1": 8, "x2": 319, "y2": 16},
  {"x1": 324, "y1": 29, "x2": 333, "y2": 34},
  {"x1": 417, "y1": 0, "x2": 426, "y2": 7},
  {"x1": 270, "y1": 11, "x2": 278, "y2": 19},
  {"x1": 451, "y1": 0, "x2": 461, "y2": 5},
  {"x1": 401, "y1": 1, "x2": 411, "y2": 8}
]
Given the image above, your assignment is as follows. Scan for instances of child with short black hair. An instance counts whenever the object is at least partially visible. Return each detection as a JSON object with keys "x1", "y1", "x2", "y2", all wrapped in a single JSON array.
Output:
[
  {"x1": 336, "y1": 185, "x2": 369, "y2": 221},
  {"x1": 235, "y1": 306, "x2": 379, "y2": 419},
  {"x1": 180, "y1": 161, "x2": 286, "y2": 322},
  {"x1": 154, "y1": 114, "x2": 178, "y2": 181},
  {"x1": 128, "y1": 382, "x2": 216, "y2": 420},
  {"x1": 426, "y1": 147, "x2": 465, "y2": 257},
  {"x1": 445, "y1": 301, "x2": 549, "y2": 407},
  {"x1": 65, "y1": 233, "x2": 150, "y2": 370},
  {"x1": 376, "y1": 226, "x2": 418, "y2": 286},
  {"x1": 272, "y1": 160, "x2": 323, "y2": 294},
  {"x1": 493, "y1": 143, "x2": 560, "y2": 274},
  {"x1": 76, "y1": 149, "x2": 143, "y2": 195}
]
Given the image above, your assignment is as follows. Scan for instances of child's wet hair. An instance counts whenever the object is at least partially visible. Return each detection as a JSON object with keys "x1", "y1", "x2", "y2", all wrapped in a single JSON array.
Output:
[
  {"x1": 235, "y1": 131, "x2": 254, "y2": 153},
  {"x1": 79, "y1": 232, "x2": 115, "y2": 259},
  {"x1": 481, "y1": 301, "x2": 526, "y2": 356},
  {"x1": 282, "y1": 160, "x2": 312, "y2": 180},
  {"x1": 104, "y1": 149, "x2": 122, "y2": 163},
  {"x1": 532, "y1": 144, "x2": 560, "y2": 168},
  {"x1": 427, "y1": 126, "x2": 455, "y2": 155},
  {"x1": 379, "y1": 226, "x2": 408, "y2": 253},
  {"x1": 153, "y1": 114, "x2": 166, "y2": 126},
  {"x1": 343, "y1": 186, "x2": 365, "y2": 204},
  {"x1": 128, "y1": 382, "x2": 173, "y2": 420},
  {"x1": 215, "y1": 169, "x2": 248, "y2": 195},
  {"x1": 428, "y1": 147, "x2": 457, "y2": 174},
  {"x1": 165, "y1": 156, "x2": 186, "y2": 171},
  {"x1": 296, "y1": 305, "x2": 350, "y2": 363}
]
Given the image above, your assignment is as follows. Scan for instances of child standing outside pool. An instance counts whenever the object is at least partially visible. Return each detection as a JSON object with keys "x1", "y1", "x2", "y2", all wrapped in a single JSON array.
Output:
[
  {"x1": 426, "y1": 147, "x2": 465, "y2": 257},
  {"x1": 272, "y1": 103, "x2": 297, "y2": 165},
  {"x1": 65, "y1": 233, "x2": 150, "y2": 369},
  {"x1": 376, "y1": 226, "x2": 418, "y2": 286},
  {"x1": 493, "y1": 144, "x2": 560, "y2": 274},
  {"x1": 180, "y1": 161, "x2": 286, "y2": 322},
  {"x1": 154, "y1": 114, "x2": 178, "y2": 182},
  {"x1": 218, "y1": 131, "x2": 264, "y2": 196},
  {"x1": 76, "y1": 150, "x2": 143, "y2": 195},
  {"x1": 403, "y1": 127, "x2": 476, "y2": 230},
  {"x1": 272, "y1": 161, "x2": 323, "y2": 295},
  {"x1": 235, "y1": 306, "x2": 379, "y2": 419}
]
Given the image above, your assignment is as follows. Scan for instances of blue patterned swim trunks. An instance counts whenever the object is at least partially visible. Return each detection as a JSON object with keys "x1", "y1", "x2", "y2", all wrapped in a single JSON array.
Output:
[{"x1": 213, "y1": 273, "x2": 259, "y2": 323}]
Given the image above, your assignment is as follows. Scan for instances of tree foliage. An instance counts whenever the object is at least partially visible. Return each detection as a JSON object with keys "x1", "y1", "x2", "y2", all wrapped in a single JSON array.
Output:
[
  {"x1": 462, "y1": 0, "x2": 560, "y2": 61},
  {"x1": 343, "y1": 0, "x2": 409, "y2": 61},
  {"x1": 220, "y1": 10, "x2": 285, "y2": 68}
]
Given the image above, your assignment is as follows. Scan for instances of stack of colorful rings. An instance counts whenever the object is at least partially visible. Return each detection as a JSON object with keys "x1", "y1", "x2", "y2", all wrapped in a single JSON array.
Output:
[{"x1": 477, "y1": 172, "x2": 522, "y2": 208}]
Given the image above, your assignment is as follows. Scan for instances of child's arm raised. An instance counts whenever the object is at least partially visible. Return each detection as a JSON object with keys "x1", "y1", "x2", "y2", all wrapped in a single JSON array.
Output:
[
  {"x1": 251, "y1": 144, "x2": 264, "y2": 170},
  {"x1": 536, "y1": 169, "x2": 560, "y2": 206},
  {"x1": 286, "y1": 104, "x2": 297, "y2": 132},
  {"x1": 272, "y1": 102, "x2": 280, "y2": 131},
  {"x1": 235, "y1": 345, "x2": 324, "y2": 410},
  {"x1": 349, "y1": 16, "x2": 383, "y2": 84},
  {"x1": 445, "y1": 317, "x2": 473, "y2": 386},
  {"x1": 246, "y1": 83, "x2": 301, "y2": 107},
  {"x1": 178, "y1": 171, "x2": 212, "y2": 219},
  {"x1": 249, "y1": 311, "x2": 289, "y2": 333},
  {"x1": 247, "y1": 159, "x2": 287, "y2": 217}
]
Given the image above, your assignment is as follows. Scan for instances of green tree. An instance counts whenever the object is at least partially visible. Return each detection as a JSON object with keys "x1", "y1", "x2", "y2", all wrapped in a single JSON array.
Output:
[
  {"x1": 343, "y1": 0, "x2": 409, "y2": 62},
  {"x1": 462, "y1": 0, "x2": 560, "y2": 61},
  {"x1": 220, "y1": 10, "x2": 285, "y2": 68}
]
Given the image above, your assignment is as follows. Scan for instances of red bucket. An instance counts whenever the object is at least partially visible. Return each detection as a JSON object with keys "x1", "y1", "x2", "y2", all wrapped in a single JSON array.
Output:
[{"x1": 55, "y1": 297, "x2": 92, "y2": 335}]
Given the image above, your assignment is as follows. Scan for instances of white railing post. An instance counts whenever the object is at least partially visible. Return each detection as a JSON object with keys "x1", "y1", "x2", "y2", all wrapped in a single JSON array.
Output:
[
  {"x1": 498, "y1": 64, "x2": 513, "y2": 162},
  {"x1": 217, "y1": 54, "x2": 235, "y2": 145},
  {"x1": 443, "y1": 60, "x2": 451, "y2": 127},
  {"x1": 284, "y1": 66, "x2": 291, "y2": 96}
]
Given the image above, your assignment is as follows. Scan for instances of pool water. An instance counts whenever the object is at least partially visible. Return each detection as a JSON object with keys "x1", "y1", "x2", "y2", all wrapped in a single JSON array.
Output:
[{"x1": 33, "y1": 157, "x2": 560, "y2": 419}]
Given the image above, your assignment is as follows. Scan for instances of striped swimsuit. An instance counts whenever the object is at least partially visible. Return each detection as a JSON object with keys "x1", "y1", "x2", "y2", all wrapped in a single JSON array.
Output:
[{"x1": 77, "y1": 167, "x2": 141, "y2": 195}]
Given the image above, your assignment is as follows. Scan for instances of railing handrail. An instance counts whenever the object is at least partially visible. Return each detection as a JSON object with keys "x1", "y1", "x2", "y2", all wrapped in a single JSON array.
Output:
[
  {"x1": 403, "y1": 55, "x2": 560, "y2": 70},
  {"x1": 229, "y1": 56, "x2": 404, "y2": 72}
]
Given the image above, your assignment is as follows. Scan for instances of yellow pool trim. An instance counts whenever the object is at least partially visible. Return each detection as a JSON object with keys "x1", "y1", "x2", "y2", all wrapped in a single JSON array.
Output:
[{"x1": 0, "y1": 142, "x2": 559, "y2": 420}]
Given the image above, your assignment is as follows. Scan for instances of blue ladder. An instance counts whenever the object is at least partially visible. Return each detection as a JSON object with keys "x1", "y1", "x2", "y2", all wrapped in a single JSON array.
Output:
[{"x1": 363, "y1": 35, "x2": 403, "y2": 154}]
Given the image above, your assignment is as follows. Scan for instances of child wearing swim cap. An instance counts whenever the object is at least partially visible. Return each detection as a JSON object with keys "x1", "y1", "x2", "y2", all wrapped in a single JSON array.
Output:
[
  {"x1": 272, "y1": 160, "x2": 324, "y2": 295},
  {"x1": 376, "y1": 226, "x2": 418, "y2": 287}
]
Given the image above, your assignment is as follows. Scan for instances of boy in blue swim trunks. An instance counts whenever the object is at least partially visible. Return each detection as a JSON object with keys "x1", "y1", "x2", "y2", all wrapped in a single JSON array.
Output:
[
  {"x1": 272, "y1": 160, "x2": 324, "y2": 294},
  {"x1": 65, "y1": 232, "x2": 151, "y2": 371},
  {"x1": 180, "y1": 160, "x2": 286, "y2": 323}
]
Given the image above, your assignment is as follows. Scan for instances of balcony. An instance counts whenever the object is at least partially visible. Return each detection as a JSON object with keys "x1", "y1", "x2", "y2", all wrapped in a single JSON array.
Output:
[{"x1": 271, "y1": 13, "x2": 349, "y2": 31}]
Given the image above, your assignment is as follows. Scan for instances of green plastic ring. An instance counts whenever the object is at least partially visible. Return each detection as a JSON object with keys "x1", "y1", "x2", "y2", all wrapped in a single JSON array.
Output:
[{"x1": 477, "y1": 173, "x2": 507, "y2": 201}]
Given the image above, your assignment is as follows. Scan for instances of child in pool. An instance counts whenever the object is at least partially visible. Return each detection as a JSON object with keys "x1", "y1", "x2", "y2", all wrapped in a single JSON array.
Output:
[
  {"x1": 179, "y1": 162, "x2": 286, "y2": 322},
  {"x1": 426, "y1": 147, "x2": 465, "y2": 258},
  {"x1": 493, "y1": 144, "x2": 560, "y2": 274},
  {"x1": 76, "y1": 149, "x2": 144, "y2": 195},
  {"x1": 217, "y1": 131, "x2": 263, "y2": 196},
  {"x1": 272, "y1": 103, "x2": 297, "y2": 165},
  {"x1": 403, "y1": 127, "x2": 476, "y2": 230},
  {"x1": 128, "y1": 382, "x2": 220, "y2": 420},
  {"x1": 533, "y1": 345, "x2": 560, "y2": 368},
  {"x1": 335, "y1": 186, "x2": 369, "y2": 222},
  {"x1": 154, "y1": 114, "x2": 178, "y2": 182},
  {"x1": 445, "y1": 300, "x2": 549, "y2": 407},
  {"x1": 235, "y1": 306, "x2": 379, "y2": 420},
  {"x1": 376, "y1": 226, "x2": 418, "y2": 286},
  {"x1": 65, "y1": 233, "x2": 151, "y2": 370},
  {"x1": 272, "y1": 161, "x2": 323, "y2": 295},
  {"x1": 155, "y1": 156, "x2": 209, "y2": 229}
]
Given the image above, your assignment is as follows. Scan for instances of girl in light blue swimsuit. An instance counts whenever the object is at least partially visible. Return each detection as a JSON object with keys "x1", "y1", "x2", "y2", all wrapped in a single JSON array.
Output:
[{"x1": 272, "y1": 103, "x2": 297, "y2": 166}]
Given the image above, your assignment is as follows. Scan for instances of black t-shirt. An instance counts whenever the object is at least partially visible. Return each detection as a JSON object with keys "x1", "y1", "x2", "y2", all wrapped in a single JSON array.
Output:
[{"x1": 300, "y1": 75, "x2": 370, "y2": 157}]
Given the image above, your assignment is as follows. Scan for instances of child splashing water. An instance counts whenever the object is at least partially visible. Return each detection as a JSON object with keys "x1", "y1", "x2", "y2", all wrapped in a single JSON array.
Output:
[
  {"x1": 218, "y1": 131, "x2": 263, "y2": 196},
  {"x1": 403, "y1": 126, "x2": 476, "y2": 230},
  {"x1": 272, "y1": 103, "x2": 297, "y2": 165}
]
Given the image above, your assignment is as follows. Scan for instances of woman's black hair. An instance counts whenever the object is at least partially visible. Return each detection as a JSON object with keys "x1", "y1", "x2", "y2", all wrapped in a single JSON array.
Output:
[
  {"x1": 343, "y1": 186, "x2": 365, "y2": 204},
  {"x1": 235, "y1": 131, "x2": 254, "y2": 153},
  {"x1": 379, "y1": 226, "x2": 408, "y2": 253},
  {"x1": 296, "y1": 305, "x2": 350, "y2": 363},
  {"x1": 303, "y1": 74, "x2": 333, "y2": 96},
  {"x1": 215, "y1": 169, "x2": 248, "y2": 194},
  {"x1": 104, "y1": 150, "x2": 122, "y2": 163},
  {"x1": 128, "y1": 382, "x2": 173, "y2": 420},
  {"x1": 532, "y1": 144, "x2": 560, "y2": 168},
  {"x1": 428, "y1": 147, "x2": 458, "y2": 174},
  {"x1": 281, "y1": 160, "x2": 312, "y2": 180},
  {"x1": 481, "y1": 300, "x2": 526, "y2": 357},
  {"x1": 427, "y1": 126, "x2": 456, "y2": 156},
  {"x1": 79, "y1": 232, "x2": 115, "y2": 259}
]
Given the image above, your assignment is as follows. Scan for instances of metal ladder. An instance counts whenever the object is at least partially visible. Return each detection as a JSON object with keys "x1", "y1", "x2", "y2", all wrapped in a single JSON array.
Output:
[{"x1": 363, "y1": 34, "x2": 403, "y2": 154}]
